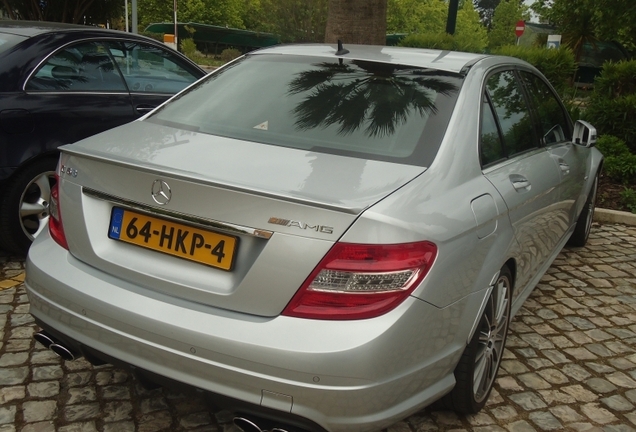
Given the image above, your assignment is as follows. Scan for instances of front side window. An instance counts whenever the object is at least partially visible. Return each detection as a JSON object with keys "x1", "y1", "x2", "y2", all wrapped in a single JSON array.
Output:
[
  {"x1": 147, "y1": 54, "x2": 463, "y2": 166},
  {"x1": 105, "y1": 41, "x2": 199, "y2": 94},
  {"x1": 486, "y1": 70, "x2": 538, "y2": 157},
  {"x1": 26, "y1": 41, "x2": 126, "y2": 92},
  {"x1": 519, "y1": 71, "x2": 571, "y2": 145}
]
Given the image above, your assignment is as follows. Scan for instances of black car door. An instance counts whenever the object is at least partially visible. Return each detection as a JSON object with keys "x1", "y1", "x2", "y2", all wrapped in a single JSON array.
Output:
[
  {"x1": 22, "y1": 40, "x2": 134, "y2": 157},
  {"x1": 104, "y1": 40, "x2": 202, "y2": 117}
]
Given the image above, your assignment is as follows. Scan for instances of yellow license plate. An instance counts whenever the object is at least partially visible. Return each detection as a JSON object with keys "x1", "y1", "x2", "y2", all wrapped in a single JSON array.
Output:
[{"x1": 108, "y1": 207, "x2": 237, "y2": 271}]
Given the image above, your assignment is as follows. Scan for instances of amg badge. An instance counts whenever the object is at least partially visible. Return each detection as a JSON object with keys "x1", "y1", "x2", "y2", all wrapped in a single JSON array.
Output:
[{"x1": 268, "y1": 217, "x2": 333, "y2": 234}]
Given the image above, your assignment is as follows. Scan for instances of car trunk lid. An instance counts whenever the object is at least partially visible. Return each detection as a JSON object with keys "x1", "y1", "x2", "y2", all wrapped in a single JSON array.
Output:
[{"x1": 57, "y1": 121, "x2": 425, "y2": 316}]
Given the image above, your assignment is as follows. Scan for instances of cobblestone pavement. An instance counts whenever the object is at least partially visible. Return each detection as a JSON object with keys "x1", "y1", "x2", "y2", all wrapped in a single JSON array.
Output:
[{"x1": 1, "y1": 223, "x2": 636, "y2": 432}]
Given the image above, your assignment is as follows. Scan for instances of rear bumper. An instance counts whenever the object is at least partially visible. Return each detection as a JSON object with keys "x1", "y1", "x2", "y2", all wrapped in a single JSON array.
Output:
[{"x1": 26, "y1": 232, "x2": 467, "y2": 432}]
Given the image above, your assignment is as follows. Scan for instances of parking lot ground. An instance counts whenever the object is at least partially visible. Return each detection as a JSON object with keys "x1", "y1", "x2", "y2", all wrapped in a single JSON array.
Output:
[{"x1": 1, "y1": 222, "x2": 636, "y2": 432}]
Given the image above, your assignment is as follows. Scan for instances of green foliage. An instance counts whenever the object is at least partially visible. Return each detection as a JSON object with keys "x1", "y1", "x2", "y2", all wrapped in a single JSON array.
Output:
[
  {"x1": 387, "y1": 0, "x2": 487, "y2": 51},
  {"x1": 455, "y1": 1, "x2": 488, "y2": 51},
  {"x1": 139, "y1": 31, "x2": 165, "y2": 42},
  {"x1": 584, "y1": 60, "x2": 636, "y2": 151},
  {"x1": 488, "y1": 0, "x2": 525, "y2": 50},
  {"x1": 387, "y1": 0, "x2": 447, "y2": 34},
  {"x1": 180, "y1": 38, "x2": 198, "y2": 58},
  {"x1": 592, "y1": 60, "x2": 636, "y2": 98},
  {"x1": 541, "y1": 0, "x2": 596, "y2": 62},
  {"x1": 493, "y1": 46, "x2": 576, "y2": 93},
  {"x1": 250, "y1": 0, "x2": 327, "y2": 42},
  {"x1": 137, "y1": 0, "x2": 245, "y2": 29},
  {"x1": 596, "y1": 135, "x2": 631, "y2": 157},
  {"x1": 596, "y1": 136, "x2": 636, "y2": 184},
  {"x1": 620, "y1": 188, "x2": 636, "y2": 213},
  {"x1": 474, "y1": 0, "x2": 502, "y2": 29},
  {"x1": 220, "y1": 48, "x2": 242, "y2": 62},
  {"x1": 399, "y1": 32, "x2": 484, "y2": 53},
  {"x1": 534, "y1": 0, "x2": 636, "y2": 53}
]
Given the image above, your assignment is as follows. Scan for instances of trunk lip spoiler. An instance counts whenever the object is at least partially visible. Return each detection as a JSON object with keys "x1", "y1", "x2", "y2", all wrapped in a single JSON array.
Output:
[
  {"x1": 83, "y1": 187, "x2": 274, "y2": 239},
  {"x1": 62, "y1": 147, "x2": 368, "y2": 215}
]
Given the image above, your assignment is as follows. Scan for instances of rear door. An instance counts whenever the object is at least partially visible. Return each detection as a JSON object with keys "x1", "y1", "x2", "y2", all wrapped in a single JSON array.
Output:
[
  {"x1": 519, "y1": 70, "x2": 589, "y2": 228},
  {"x1": 480, "y1": 69, "x2": 562, "y2": 293},
  {"x1": 104, "y1": 41, "x2": 202, "y2": 116}
]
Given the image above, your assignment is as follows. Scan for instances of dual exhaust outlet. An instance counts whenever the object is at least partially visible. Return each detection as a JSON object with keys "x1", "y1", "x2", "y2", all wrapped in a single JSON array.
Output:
[
  {"x1": 34, "y1": 333, "x2": 296, "y2": 432},
  {"x1": 33, "y1": 331, "x2": 77, "y2": 361},
  {"x1": 234, "y1": 417, "x2": 291, "y2": 432}
]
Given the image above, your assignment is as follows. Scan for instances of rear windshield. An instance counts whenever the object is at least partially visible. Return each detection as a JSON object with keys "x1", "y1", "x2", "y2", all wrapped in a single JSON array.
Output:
[
  {"x1": 0, "y1": 32, "x2": 27, "y2": 55},
  {"x1": 147, "y1": 54, "x2": 463, "y2": 166}
]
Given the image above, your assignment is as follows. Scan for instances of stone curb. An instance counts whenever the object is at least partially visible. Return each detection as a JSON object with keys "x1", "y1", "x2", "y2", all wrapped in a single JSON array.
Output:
[{"x1": 594, "y1": 207, "x2": 636, "y2": 225}]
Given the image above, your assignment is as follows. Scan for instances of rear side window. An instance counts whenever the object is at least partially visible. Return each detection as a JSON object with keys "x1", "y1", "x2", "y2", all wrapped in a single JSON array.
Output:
[
  {"x1": 105, "y1": 41, "x2": 199, "y2": 94},
  {"x1": 148, "y1": 54, "x2": 463, "y2": 166},
  {"x1": 485, "y1": 71, "x2": 538, "y2": 157}
]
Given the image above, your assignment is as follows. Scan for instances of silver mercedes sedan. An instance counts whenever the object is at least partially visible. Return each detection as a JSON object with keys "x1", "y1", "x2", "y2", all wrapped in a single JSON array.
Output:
[{"x1": 26, "y1": 44, "x2": 602, "y2": 432}]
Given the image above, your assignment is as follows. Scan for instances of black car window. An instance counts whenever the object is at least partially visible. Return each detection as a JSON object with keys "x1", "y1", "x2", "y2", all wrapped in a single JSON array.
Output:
[
  {"x1": 480, "y1": 94, "x2": 505, "y2": 166},
  {"x1": 26, "y1": 41, "x2": 127, "y2": 92},
  {"x1": 147, "y1": 54, "x2": 463, "y2": 167},
  {"x1": 105, "y1": 41, "x2": 199, "y2": 94},
  {"x1": 486, "y1": 70, "x2": 538, "y2": 157},
  {"x1": 519, "y1": 71, "x2": 572, "y2": 145}
]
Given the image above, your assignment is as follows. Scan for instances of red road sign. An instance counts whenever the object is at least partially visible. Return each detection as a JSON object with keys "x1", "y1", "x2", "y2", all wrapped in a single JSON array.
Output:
[{"x1": 515, "y1": 20, "x2": 525, "y2": 38}]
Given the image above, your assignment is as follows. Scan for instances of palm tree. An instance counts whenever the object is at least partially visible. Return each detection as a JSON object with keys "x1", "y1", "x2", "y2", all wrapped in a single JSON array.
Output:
[{"x1": 288, "y1": 60, "x2": 459, "y2": 138}]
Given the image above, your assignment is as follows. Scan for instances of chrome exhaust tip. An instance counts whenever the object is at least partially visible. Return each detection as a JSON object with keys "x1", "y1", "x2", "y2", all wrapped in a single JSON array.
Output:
[
  {"x1": 50, "y1": 343, "x2": 76, "y2": 361},
  {"x1": 234, "y1": 417, "x2": 263, "y2": 432},
  {"x1": 33, "y1": 331, "x2": 55, "y2": 348},
  {"x1": 233, "y1": 417, "x2": 290, "y2": 432}
]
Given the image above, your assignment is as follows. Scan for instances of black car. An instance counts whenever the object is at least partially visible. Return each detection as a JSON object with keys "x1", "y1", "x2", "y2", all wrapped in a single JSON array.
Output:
[{"x1": 0, "y1": 20, "x2": 206, "y2": 254}]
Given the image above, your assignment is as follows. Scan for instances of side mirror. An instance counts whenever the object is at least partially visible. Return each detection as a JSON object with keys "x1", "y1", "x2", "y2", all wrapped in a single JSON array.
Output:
[{"x1": 572, "y1": 120, "x2": 597, "y2": 148}]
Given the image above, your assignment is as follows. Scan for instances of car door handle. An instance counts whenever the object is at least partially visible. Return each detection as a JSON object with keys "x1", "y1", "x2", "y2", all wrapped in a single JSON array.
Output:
[
  {"x1": 510, "y1": 174, "x2": 531, "y2": 191},
  {"x1": 559, "y1": 162, "x2": 570, "y2": 175},
  {"x1": 135, "y1": 105, "x2": 156, "y2": 114}
]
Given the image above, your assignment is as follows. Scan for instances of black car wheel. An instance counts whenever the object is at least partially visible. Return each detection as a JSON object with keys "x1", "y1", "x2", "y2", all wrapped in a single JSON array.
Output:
[
  {"x1": 567, "y1": 173, "x2": 598, "y2": 247},
  {"x1": 443, "y1": 266, "x2": 512, "y2": 413},
  {"x1": 0, "y1": 158, "x2": 57, "y2": 255}
]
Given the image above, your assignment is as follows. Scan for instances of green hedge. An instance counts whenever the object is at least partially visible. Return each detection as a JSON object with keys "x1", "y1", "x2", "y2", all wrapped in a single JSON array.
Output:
[
  {"x1": 595, "y1": 135, "x2": 636, "y2": 184},
  {"x1": 493, "y1": 46, "x2": 576, "y2": 93},
  {"x1": 584, "y1": 60, "x2": 636, "y2": 151},
  {"x1": 398, "y1": 33, "x2": 484, "y2": 54}
]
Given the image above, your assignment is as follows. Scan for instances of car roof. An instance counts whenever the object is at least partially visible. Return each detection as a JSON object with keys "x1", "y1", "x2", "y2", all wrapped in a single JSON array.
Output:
[
  {"x1": 0, "y1": 20, "x2": 141, "y2": 39},
  {"x1": 253, "y1": 44, "x2": 489, "y2": 74}
]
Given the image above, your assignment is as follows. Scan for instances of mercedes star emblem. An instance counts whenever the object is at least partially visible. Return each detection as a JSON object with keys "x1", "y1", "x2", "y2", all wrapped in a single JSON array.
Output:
[{"x1": 151, "y1": 180, "x2": 172, "y2": 205}]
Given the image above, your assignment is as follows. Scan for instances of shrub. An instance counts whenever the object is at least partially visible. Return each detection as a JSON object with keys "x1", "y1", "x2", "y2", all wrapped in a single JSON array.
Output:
[
  {"x1": 493, "y1": 46, "x2": 576, "y2": 93},
  {"x1": 398, "y1": 33, "x2": 484, "y2": 54},
  {"x1": 619, "y1": 188, "x2": 636, "y2": 213},
  {"x1": 220, "y1": 48, "x2": 242, "y2": 62},
  {"x1": 596, "y1": 135, "x2": 636, "y2": 184},
  {"x1": 584, "y1": 60, "x2": 636, "y2": 151},
  {"x1": 596, "y1": 135, "x2": 631, "y2": 158},
  {"x1": 180, "y1": 38, "x2": 197, "y2": 59},
  {"x1": 139, "y1": 31, "x2": 164, "y2": 43}
]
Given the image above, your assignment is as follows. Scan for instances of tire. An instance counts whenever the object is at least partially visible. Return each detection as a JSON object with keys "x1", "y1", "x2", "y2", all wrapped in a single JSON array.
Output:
[
  {"x1": 0, "y1": 158, "x2": 58, "y2": 256},
  {"x1": 443, "y1": 266, "x2": 512, "y2": 414},
  {"x1": 567, "y1": 173, "x2": 598, "y2": 248}
]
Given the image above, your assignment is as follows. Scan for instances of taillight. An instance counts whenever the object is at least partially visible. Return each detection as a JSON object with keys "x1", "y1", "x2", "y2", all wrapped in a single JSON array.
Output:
[
  {"x1": 49, "y1": 172, "x2": 68, "y2": 250},
  {"x1": 282, "y1": 241, "x2": 437, "y2": 320}
]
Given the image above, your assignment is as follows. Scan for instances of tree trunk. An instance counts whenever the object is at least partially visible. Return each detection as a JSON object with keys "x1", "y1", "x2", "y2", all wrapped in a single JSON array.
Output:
[{"x1": 324, "y1": 0, "x2": 387, "y2": 45}]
